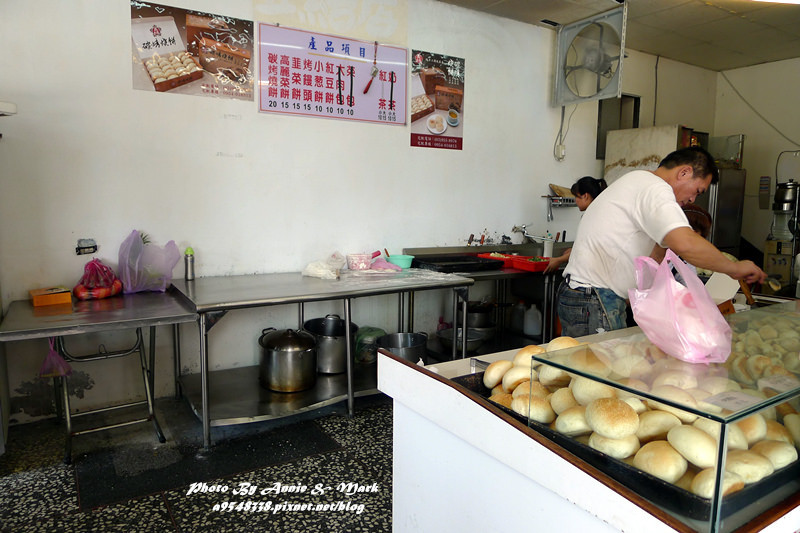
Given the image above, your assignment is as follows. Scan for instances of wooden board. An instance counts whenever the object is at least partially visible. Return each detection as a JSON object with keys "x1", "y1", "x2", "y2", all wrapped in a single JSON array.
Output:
[{"x1": 549, "y1": 183, "x2": 574, "y2": 198}]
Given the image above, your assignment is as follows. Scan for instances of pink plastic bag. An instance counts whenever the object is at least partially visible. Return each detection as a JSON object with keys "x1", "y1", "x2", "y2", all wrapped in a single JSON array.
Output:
[
  {"x1": 628, "y1": 249, "x2": 731, "y2": 364},
  {"x1": 38, "y1": 338, "x2": 72, "y2": 378},
  {"x1": 118, "y1": 230, "x2": 180, "y2": 293},
  {"x1": 73, "y1": 258, "x2": 123, "y2": 300}
]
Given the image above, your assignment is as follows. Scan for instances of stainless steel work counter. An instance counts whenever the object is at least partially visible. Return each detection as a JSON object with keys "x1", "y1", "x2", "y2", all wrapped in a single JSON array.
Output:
[
  {"x1": 0, "y1": 290, "x2": 197, "y2": 462},
  {"x1": 171, "y1": 269, "x2": 473, "y2": 450},
  {"x1": 0, "y1": 290, "x2": 196, "y2": 341}
]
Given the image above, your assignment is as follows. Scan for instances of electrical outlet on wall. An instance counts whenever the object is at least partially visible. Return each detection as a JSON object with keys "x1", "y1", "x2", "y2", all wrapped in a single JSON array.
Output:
[{"x1": 76, "y1": 238, "x2": 97, "y2": 255}]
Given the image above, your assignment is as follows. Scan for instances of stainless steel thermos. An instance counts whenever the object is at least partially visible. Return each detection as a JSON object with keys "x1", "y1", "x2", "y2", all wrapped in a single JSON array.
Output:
[{"x1": 185, "y1": 247, "x2": 195, "y2": 281}]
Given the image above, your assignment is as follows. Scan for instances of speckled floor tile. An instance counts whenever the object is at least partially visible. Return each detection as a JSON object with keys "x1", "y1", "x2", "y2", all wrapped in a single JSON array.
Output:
[
  {"x1": 164, "y1": 449, "x2": 391, "y2": 533},
  {"x1": 0, "y1": 462, "x2": 78, "y2": 532},
  {"x1": 0, "y1": 418, "x2": 65, "y2": 475},
  {"x1": 9, "y1": 493, "x2": 176, "y2": 533}
]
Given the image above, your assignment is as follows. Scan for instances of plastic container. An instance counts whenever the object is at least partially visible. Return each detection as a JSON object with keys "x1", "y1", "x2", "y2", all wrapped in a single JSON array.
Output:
[
  {"x1": 387, "y1": 254, "x2": 414, "y2": 269},
  {"x1": 524, "y1": 304, "x2": 542, "y2": 336},
  {"x1": 346, "y1": 253, "x2": 372, "y2": 270},
  {"x1": 511, "y1": 301, "x2": 526, "y2": 332}
]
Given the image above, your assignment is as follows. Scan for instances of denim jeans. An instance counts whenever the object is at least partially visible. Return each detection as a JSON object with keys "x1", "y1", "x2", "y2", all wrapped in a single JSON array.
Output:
[{"x1": 556, "y1": 281, "x2": 628, "y2": 338}]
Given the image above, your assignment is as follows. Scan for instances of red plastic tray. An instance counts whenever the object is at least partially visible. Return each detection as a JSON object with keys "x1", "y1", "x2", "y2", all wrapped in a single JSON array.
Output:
[
  {"x1": 511, "y1": 256, "x2": 550, "y2": 272},
  {"x1": 477, "y1": 253, "x2": 531, "y2": 268}
]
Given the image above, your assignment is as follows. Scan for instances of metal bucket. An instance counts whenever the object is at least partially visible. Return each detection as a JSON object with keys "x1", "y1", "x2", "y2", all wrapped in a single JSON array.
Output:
[
  {"x1": 303, "y1": 315, "x2": 359, "y2": 374},
  {"x1": 376, "y1": 332, "x2": 428, "y2": 362}
]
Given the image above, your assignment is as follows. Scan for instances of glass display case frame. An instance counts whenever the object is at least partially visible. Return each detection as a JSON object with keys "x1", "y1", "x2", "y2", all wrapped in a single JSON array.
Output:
[{"x1": 525, "y1": 302, "x2": 800, "y2": 533}]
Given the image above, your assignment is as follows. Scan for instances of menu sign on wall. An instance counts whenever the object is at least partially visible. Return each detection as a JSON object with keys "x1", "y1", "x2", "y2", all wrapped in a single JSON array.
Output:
[
  {"x1": 410, "y1": 50, "x2": 465, "y2": 150},
  {"x1": 258, "y1": 24, "x2": 407, "y2": 125}
]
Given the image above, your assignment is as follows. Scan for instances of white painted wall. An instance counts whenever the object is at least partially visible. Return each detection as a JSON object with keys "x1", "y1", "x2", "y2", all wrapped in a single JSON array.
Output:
[
  {"x1": 714, "y1": 59, "x2": 800, "y2": 252},
  {"x1": 0, "y1": 0, "x2": 795, "y2": 420}
]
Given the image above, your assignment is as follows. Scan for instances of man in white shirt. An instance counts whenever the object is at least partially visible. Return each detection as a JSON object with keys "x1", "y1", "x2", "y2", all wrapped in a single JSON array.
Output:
[{"x1": 558, "y1": 146, "x2": 765, "y2": 338}]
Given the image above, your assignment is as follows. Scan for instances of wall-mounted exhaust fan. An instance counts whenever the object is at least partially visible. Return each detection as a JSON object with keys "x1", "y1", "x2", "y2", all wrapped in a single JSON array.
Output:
[{"x1": 553, "y1": 5, "x2": 626, "y2": 107}]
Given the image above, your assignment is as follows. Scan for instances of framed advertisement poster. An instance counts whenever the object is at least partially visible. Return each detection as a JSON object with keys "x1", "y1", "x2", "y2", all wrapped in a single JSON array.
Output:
[
  {"x1": 131, "y1": 1, "x2": 254, "y2": 100},
  {"x1": 259, "y1": 24, "x2": 407, "y2": 125},
  {"x1": 410, "y1": 50, "x2": 465, "y2": 150}
]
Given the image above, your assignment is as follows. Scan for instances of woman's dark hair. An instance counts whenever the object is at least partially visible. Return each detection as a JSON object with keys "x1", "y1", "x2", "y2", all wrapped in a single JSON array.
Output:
[
  {"x1": 571, "y1": 176, "x2": 608, "y2": 200},
  {"x1": 682, "y1": 203, "x2": 713, "y2": 238},
  {"x1": 659, "y1": 146, "x2": 719, "y2": 185}
]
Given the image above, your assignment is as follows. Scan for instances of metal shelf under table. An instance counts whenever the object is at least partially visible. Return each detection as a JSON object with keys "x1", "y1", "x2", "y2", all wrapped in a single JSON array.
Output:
[
  {"x1": 171, "y1": 269, "x2": 473, "y2": 450},
  {"x1": 179, "y1": 363, "x2": 378, "y2": 426}
]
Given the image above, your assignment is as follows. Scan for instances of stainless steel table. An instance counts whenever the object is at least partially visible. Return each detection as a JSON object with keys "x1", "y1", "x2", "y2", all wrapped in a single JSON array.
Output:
[
  {"x1": 171, "y1": 269, "x2": 473, "y2": 450},
  {"x1": 0, "y1": 291, "x2": 197, "y2": 462}
]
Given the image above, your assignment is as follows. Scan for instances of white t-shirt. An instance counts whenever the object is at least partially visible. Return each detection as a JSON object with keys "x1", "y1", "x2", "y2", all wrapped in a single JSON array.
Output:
[{"x1": 563, "y1": 170, "x2": 690, "y2": 298}]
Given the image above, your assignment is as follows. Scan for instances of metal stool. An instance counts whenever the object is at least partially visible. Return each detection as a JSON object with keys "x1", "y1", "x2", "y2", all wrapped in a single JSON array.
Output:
[{"x1": 54, "y1": 326, "x2": 165, "y2": 464}]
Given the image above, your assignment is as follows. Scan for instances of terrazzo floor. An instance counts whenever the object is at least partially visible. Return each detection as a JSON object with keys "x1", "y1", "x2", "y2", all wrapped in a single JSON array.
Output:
[{"x1": 0, "y1": 394, "x2": 393, "y2": 532}]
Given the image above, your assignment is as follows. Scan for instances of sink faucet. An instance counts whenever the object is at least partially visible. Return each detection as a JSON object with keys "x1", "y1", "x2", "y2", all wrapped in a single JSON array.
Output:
[{"x1": 512, "y1": 224, "x2": 553, "y2": 243}]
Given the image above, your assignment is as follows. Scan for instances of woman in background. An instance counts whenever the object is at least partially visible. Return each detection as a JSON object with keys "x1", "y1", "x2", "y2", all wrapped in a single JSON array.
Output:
[{"x1": 544, "y1": 176, "x2": 608, "y2": 273}]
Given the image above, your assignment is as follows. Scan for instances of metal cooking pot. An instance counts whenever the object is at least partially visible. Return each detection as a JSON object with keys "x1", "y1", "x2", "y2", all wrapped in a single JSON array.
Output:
[
  {"x1": 376, "y1": 332, "x2": 428, "y2": 362},
  {"x1": 258, "y1": 328, "x2": 316, "y2": 392},
  {"x1": 456, "y1": 301, "x2": 494, "y2": 328},
  {"x1": 303, "y1": 314, "x2": 359, "y2": 374}
]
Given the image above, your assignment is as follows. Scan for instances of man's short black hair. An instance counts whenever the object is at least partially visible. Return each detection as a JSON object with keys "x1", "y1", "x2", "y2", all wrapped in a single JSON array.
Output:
[{"x1": 659, "y1": 146, "x2": 719, "y2": 185}]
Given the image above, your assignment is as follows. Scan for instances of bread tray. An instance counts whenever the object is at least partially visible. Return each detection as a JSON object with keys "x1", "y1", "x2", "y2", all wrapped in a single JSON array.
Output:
[{"x1": 450, "y1": 372, "x2": 800, "y2": 525}]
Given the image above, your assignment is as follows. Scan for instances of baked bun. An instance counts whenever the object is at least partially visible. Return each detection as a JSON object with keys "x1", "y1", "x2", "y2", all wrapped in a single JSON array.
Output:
[
  {"x1": 513, "y1": 395, "x2": 556, "y2": 424},
  {"x1": 734, "y1": 414, "x2": 768, "y2": 445},
  {"x1": 750, "y1": 440, "x2": 798, "y2": 470},
  {"x1": 725, "y1": 450, "x2": 774, "y2": 483},
  {"x1": 488, "y1": 392, "x2": 513, "y2": 409},
  {"x1": 652, "y1": 371, "x2": 698, "y2": 390},
  {"x1": 502, "y1": 365, "x2": 532, "y2": 393},
  {"x1": 511, "y1": 380, "x2": 530, "y2": 398},
  {"x1": 667, "y1": 425, "x2": 718, "y2": 469},
  {"x1": 483, "y1": 360, "x2": 513, "y2": 389},
  {"x1": 622, "y1": 397, "x2": 647, "y2": 414},
  {"x1": 633, "y1": 440, "x2": 688, "y2": 483},
  {"x1": 513, "y1": 345, "x2": 546, "y2": 368},
  {"x1": 607, "y1": 353, "x2": 651, "y2": 380},
  {"x1": 636, "y1": 410, "x2": 682, "y2": 443},
  {"x1": 546, "y1": 336, "x2": 581, "y2": 352},
  {"x1": 617, "y1": 377, "x2": 650, "y2": 394},
  {"x1": 690, "y1": 468, "x2": 745, "y2": 499},
  {"x1": 491, "y1": 384, "x2": 505, "y2": 396},
  {"x1": 764, "y1": 419, "x2": 794, "y2": 445},
  {"x1": 588, "y1": 432, "x2": 640, "y2": 459},
  {"x1": 585, "y1": 398, "x2": 640, "y2": 439},
  {"x1": 527, "y1": 380, "x2": 551, "y2": 399},
  {"x1": 569, "y1": 376, "x2": 617, "y2": 405},
  {"x1": 567, "y1": 350, "x2": 611, "y2": 377},
  {"x1": 699, "y1": 376, "x2": 741, "y2": 396},
  {"x1": 554, "y1": 405, "x2": 591, "y2": 436},
  {"x1": 674, "y1": 469, "x2": 696, "y2": 492},
  {"x1": 550, "y1": 387, "x2": 579, "y2": 415},
  {"x1": 538, "y1": 363, "x2": 572, "y2": 389},
  {"x1": 647, "y1": 385, "x2": 699, "y2": 423},
  {"x1": 692, "y1": 417, "x2": 748, "y2": 451},
  {"x1": 783, "y1": 413, "x2": 800, "y2": 449}
]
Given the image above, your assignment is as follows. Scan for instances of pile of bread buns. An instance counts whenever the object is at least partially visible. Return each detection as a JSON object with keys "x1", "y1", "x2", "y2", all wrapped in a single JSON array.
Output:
[{"x1": 483, "y1": 335, "x2": 800, "y2": 500}]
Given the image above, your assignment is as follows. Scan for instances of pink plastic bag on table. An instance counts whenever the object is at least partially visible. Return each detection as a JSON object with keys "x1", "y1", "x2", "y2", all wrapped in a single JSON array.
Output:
[
  {"x1": 628, "y1": 249, "x2": 731, "y2": 364},
  {"x1": 118, "y1": 230, "x2": 180, "y2": 293}
]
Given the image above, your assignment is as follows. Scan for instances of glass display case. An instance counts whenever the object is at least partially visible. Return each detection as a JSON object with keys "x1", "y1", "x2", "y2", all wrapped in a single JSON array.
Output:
[{"x1": 519, "y1": 301, "x2": 800, "y2": 533}]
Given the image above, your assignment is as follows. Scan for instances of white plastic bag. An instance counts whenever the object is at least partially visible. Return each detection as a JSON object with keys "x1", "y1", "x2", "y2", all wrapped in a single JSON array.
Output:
[
  {"x1": 302, "y1": 252, "x2": 346, "y2": 280},
  {"x1": 628, "y1": 250, "x2": 731, "y2": 364}
]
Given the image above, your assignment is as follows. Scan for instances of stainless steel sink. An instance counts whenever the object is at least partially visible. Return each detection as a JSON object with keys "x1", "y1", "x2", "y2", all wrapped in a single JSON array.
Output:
[{"x1": 403, "y1": 242, "x2": 571, "y2": 258}]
